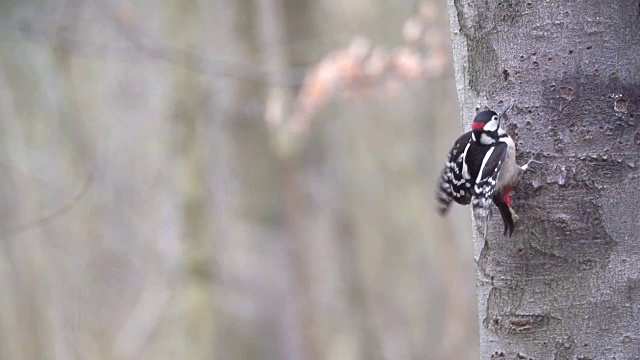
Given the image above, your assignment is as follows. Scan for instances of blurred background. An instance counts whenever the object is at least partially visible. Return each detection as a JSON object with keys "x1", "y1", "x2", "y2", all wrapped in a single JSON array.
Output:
[{"x1": 0, "y1": 0, "x2": 476, "y2": 359}]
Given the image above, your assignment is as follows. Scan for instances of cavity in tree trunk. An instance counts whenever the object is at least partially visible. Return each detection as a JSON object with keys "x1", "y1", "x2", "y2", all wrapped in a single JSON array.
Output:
[{"x1": 448, "y1": 0, "x2": 640, "y2": 357}]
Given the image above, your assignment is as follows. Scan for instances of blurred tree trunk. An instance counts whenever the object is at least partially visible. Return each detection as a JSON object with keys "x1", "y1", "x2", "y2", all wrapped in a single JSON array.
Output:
[
  {"x1": 448, "y1": 0, "x2": 640, "y2": 357},
  {"x1": 0, "y1": 0, "x2": 478, "y2": 359}
]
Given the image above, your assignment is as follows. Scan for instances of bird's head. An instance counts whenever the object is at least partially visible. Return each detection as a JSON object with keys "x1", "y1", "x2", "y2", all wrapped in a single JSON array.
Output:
[
  {"x1": 472, "y1": 110, "x2": 502, "y2": 144},
  {"x1": 472, "y1": 110, "x2": 499, "y2": 132}
]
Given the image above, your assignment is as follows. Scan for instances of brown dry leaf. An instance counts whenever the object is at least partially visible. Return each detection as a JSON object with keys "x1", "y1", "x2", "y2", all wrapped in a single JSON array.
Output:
[
  {"x1": 333, "y1": 52, "x2": 362, "y2": 83},
  {"x1": 286, "y1": 4, "x2": 448, "y2": 136},
  {"x1": 403, "y1": 16, "x2": 425, "y2": 45},
  {"x1": 383, "y1": 77, "x2": 404, "y2": 99},
  {"x1": 117, "y1": 4, "x2": 134, "y2": 25},
  {"x1": 419, "y1": 2, "x2": 438, "y2": 22},
  {"x1": 333, "y1": 37, "x2": 371, "y2": 82},
  {"x1": 346, "y1": 37, "x2": 372, "y2": 61},
  {"x1": 424, "y1": 51, "x2": 449, "y2": 77},
  {"x1": 424, "y1": 29, "x2": 445, "y2": 50},
  {"x1": 392, "y1": 48, "x2": 424, "y2": 80},
  {"x1": 364, "y1": 47, "x2": 390, "y2": 77},
  {"x1": 301, "y1": 61, "x2": 338, "y2": 110}
]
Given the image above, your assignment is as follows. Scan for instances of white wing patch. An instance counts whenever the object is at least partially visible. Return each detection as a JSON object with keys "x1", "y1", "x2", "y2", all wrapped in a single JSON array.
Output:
[
  {"x1": 472, "y1": 159, "x2": 501, "y2": 209},
  {"x1": 461, "y1": 142, "x2": 471, "y2": 180},
  {"x1": 436, "y1": 133, "x2": 474, "y2": 213},
  {"x1": 472, "y1": 143, "x2": 507, "y2": 210},
  {"x1": 475, "y1": 147, "x2": 495, "y2": 184}
]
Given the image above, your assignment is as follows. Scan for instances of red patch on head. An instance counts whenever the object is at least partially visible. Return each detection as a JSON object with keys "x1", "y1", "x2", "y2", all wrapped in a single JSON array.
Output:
[{"x1": 472, "y1": 122, "x2": 485, "y2": 131}]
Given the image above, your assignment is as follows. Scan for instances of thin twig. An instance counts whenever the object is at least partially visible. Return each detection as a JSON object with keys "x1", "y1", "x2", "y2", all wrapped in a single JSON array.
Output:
[
  {"x1": 1, "y1": 174, "x2": 94, "y2": 239},
  {"x1": 0, "y1": 23, "x2": 306, "y2": 87}
]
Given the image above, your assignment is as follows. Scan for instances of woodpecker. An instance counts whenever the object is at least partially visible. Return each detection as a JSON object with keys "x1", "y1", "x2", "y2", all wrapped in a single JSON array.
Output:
[{"x1": 436, "y1": 109, "x2": 537, "y2": 236}]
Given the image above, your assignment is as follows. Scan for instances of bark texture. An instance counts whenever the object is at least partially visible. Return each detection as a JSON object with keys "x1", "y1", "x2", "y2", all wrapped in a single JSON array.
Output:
[{"x1": 448, "y1": 0, "x2": 640, "y2": 357}]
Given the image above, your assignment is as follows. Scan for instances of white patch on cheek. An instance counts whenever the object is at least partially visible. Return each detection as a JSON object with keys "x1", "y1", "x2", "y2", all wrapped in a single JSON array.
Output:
[{"x1": 484, "y1": 117, "x2": 499, "y2": 132}]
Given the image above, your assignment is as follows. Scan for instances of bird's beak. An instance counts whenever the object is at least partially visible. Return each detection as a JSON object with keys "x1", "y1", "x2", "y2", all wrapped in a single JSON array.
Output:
[
  {"x1": 498, "y1": 104, "x2": 513, "y2": 128},
  {"x1": 499, "y1": 103, "x2": 513, "y2": 119}
]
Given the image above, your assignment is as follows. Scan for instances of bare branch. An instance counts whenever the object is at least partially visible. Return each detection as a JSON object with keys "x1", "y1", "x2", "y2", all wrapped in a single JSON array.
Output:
[
  {"x1": 257, "y1": 0, "x2": 294, "y2": 127},
  {"x1": 0, "y1": 23, "x2": 307, "y2": 87},
  {"x1": 1, "y1": 174, "x2": 94, "y2": 239}
]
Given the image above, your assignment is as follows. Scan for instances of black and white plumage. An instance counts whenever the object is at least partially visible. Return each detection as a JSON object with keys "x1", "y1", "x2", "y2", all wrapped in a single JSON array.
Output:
[{"x1": 437, "y1": 110, "x2": 534, "y2": 236}]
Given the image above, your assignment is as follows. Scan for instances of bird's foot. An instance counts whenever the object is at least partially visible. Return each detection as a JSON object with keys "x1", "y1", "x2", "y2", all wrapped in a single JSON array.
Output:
[
  {"x1": 509, "y1": 206, "x2": 519, "y2": 222},
  {"x1": 521, "y1": 150, "x2": 543, "y2": 171}
]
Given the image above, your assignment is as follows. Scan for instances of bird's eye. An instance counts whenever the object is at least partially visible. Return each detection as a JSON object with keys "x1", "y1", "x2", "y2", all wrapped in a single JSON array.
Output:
[{"x1": 484, "y1": 116, "x2": 499, "y2": 132}]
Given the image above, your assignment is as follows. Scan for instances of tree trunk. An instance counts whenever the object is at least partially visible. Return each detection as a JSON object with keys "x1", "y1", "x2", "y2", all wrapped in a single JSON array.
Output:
[{"x1": 448, "y1": 0, "x2": 640, "y2": 357}]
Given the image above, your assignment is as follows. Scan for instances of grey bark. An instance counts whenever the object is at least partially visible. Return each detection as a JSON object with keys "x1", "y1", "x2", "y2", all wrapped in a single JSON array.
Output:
[{"x1": 448, "y1": 0, "x2": 640, "y2": 358}]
